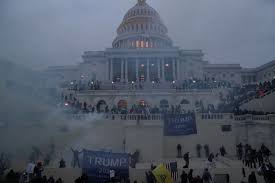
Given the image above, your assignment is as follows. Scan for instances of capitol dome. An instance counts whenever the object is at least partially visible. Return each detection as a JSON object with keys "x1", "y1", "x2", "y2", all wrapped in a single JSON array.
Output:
[{"x1": 112, "y1": 0, "x2": 173, "y2": 49}]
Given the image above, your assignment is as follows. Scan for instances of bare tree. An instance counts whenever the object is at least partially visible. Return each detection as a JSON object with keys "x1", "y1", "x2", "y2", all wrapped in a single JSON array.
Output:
[{"x1": 0, "y1": 153, "x2": 11, "y2": 175}]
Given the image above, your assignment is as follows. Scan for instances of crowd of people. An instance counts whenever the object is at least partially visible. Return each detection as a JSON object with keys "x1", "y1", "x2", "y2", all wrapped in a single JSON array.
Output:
[
  {"x1": 236, "y1": 143, "x2": 271, "y2": 168},
  {"x1": 0, "y1": 166, "x2": 64, "y2": 183},
  {"x1": 180, "y1": 168, "x2": 214, "y2": 183},
  {"x1": 236, "y1": 143, "x2": 275, "y2": 183},
  {"x1": 226, "y1": 78, "x2": 275, "y2": 110},
  {"x1": 56, "y1": 75, "x2": 275, "y2": 118},
  {"x1": 60, "y1": 93, "x2": 197, "y2": 116}
]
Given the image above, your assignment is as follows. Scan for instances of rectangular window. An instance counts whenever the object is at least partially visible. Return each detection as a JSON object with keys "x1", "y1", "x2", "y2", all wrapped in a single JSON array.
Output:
[
  {"x1": 136, "y1": 40, "x2": 140, "y2": 48},
  {"x1": 141, "y1": 41, "x2": 144, "y2": 48},
  {"x1": 146, "y1": 41, "x2": 149, "y2": 48}
]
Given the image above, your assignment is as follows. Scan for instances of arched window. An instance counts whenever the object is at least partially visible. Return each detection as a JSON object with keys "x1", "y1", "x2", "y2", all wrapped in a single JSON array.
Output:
[
  {"x1": 141, "y1": 41, "x2": 144, "y2": 48},
  {"x1": 96, "y1": 100, "x2": 107, "y2": 112},
  {"x1": 136, "y1": 40, "x2": 140, "y2": 48},
  {"x1": 145, "y1": 41, "x2": 149, "y2": 48},
  {"x1": 118, "y1": 100, "x2": 128, "y2": 109},
  {"x1": 181, "y1": 99, "x2": 190, "y2": 105},
  {"x1": 160, "y1": 99, "x2": 169, "y2": 108}
]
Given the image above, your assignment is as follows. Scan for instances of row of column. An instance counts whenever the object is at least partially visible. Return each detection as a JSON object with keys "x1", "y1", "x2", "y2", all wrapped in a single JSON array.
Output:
[{"x1": 108, "y1": 58, "x2": 180, "y2": 82}]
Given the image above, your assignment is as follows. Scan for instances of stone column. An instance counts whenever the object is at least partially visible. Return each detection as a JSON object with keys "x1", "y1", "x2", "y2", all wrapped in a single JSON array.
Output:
[
  {"x1": 157, "y1": 58, "x2": 161, "y2": 80},
  {"x1": 147, "y1": 58, "x2": 150, "y2": 82},
  {"x1": 136, "y1": 58, "x2": 139, "y2": 81},
  {"x1": 106, "y1": 59, "x2": 109, "y2": 81},
  {"x1": 161, "y1": 58, "x2": 165, "y2": 81},
  {"x1": 121, "y1": 59, "x2": 124, "y2": 82},
  {"x1": 125, "y1": 58, "x2": 128, "y2": 82},
  {"x1": 110, "y1": 58, "x2": 113, "y2": 81},
  {"x1": 173, "y1": 58, "x2": 176, "y2": 81},
  {"x1": 177, "y1": 59, "x2": 180, "y2": 81}
]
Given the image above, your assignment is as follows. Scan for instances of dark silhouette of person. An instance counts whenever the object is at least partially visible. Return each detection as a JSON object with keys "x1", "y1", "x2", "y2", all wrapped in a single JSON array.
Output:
[
  {"x1": 71, "y1": 148, "x2": 82, "y2": 168},
  {"x1": 208, "y1": 153, "x2": 215, "y2": 163},
  {"x1": 130, "y1": 150, "x2": 139, "y2": 168},
  {"x1": 177, "y1": 144, "x2": 182, "y2": 158},
  {"x1": 220, "y1": 146, "x2": 226, "y2": 157},
  {"x1": 196, "y1": 144, "x2": 202, "y2": 158},
  {"x1": 183, "y1": 152, "x2": 190, "y2": 168},
  {"x1": 59, "y1": 158, "x2": 66, "y2": 168},
  {"x1": 204, "y1": 144, "x2": 210, "y2": 158},
  {"x1": 237, "y1": 143, "x2": 243, "y2": 160},
  {"x1": 180, "y1": 170, "x2": 188, "y2": 183},
  {"x1": 187, "y1": 169, "x2": 193, "y2": 183},
  {"x1": 242, "y1": 167, "x2": 246, "y2": 178},
  {"x1": 33, "y1": 162, "x2": 43, "y2": 178},
  {"x1": 248, "y1": 172, "x2": 257, "y2": 183},
  {"x1": 202, "y1": 168, "x2": 212, "y2": 183}
]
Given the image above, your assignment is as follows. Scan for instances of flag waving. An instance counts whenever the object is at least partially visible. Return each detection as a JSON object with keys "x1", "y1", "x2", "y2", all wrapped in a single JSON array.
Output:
[{"x1": 152, "y1": 164, "x2": 173, "y2": 183}]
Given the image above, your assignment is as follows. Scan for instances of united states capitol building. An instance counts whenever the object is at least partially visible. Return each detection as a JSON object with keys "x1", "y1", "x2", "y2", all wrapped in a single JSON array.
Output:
[
  {"x1": 42, "y1": 1, "x2": 275, "y2": 182},
  {"x1": 46, "y1": 0, "x2": 275, "y2": 86}
]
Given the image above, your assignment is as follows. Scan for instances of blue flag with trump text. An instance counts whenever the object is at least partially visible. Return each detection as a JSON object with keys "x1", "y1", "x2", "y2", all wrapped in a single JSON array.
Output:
[
  {"x1": 82, "y1": 149, "x2": 129, "y2": 181},
  {"x1": 164, "y1": 113, "x2": 197, "y2": 136}
]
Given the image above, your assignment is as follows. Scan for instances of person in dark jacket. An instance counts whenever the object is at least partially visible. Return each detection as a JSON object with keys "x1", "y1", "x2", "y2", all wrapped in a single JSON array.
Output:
[
  {"x1": 183, "y1": 152, "x2": 190, "y2": 168},
  {"x1": 187, "y1": 169, "x2": 193, "y2": 183},
  {"x1": 180, "y1": 170, "x2": 188, "y2": 183},
  {"x1": 248, "y1": 172, "x2": 257, "y2": 183}
]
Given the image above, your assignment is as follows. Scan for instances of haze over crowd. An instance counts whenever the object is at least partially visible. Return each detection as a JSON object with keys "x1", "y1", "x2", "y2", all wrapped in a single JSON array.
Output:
[{"x1": 0, "y1": 0, "x2": 274, "y2": 69}]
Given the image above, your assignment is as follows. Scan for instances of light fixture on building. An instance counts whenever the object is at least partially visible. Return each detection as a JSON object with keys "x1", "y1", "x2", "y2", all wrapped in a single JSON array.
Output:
[
  {"x1": 132, "y1": 81, "x2": 135, "y2": 84},
  {"x1": 141, "y1": 64, "x2": 145, "y2": 67},
  {"x1": 165, "y1": 64, "x2": 169, "y2": 67},
  {"x1": 172, "y1": 81, "x2": 176, "y2": 84},
  {"x1": 152, "y1": 81, "x2": 155, "y2": 84},
  {"x1": 193, "y1": 80, "x2": 196, "y2": 83},
  {"x1": 91, "y1": 81, "x2": 94, "y2": 85},
  {"x1": 64, "y1": 103, "x2": 69, "y2": 106},
  {"x1": 151, "y1": 64, "x2": 155, "y2": 66},
  {"x1": 112, "y1": 81, "x2": 114, "y2": 84},
  {"x1": 70, "y1": 82, "x2": 74, "y2": 85}
]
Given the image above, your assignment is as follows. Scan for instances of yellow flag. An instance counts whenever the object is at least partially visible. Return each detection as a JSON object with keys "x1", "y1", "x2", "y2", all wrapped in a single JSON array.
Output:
[{"x1": 152, "y1": 164, "x2": 173, "y2": 183}]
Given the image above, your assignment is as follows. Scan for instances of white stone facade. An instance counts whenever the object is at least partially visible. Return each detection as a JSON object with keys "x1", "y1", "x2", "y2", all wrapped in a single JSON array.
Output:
[{"x1": 45, "y1": 0, "x2": 275, "y2": 87}]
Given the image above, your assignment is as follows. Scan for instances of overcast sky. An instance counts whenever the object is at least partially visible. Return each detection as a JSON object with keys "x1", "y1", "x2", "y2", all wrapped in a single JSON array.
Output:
[{"x1": 0, "y1": 0, "x2": 274, "y2": 69}]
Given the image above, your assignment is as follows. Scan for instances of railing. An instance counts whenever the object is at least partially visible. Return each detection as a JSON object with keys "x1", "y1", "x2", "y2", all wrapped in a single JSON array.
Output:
[
  {"x1": 234, "y1": 114, "x2": 274, "y2": 121},
  {"x1": 67, "y1": 113, "x2": 163, "y2": 121},
  {"x1": 62, "y1": 80, "x2": 232, "y2": 93},
  {"x1": 239, "y1": 88, "x2": 275, "y2": 105},
  {"x1": 76, "y1": 88, "x2": 214, "y2": 94},
  {"x1": 67, "y1": 113, "x2": 238, "y2": 121},
  {"x1": 200, "y1": 113, "x2": 233, "y2": 120},
  {"x1": 106, "y1": 114, "x2": 163, "y2": 121}
]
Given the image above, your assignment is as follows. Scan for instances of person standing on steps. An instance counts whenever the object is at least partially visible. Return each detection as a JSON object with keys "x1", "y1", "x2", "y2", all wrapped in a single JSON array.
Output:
[
  {"x1": 177, "y1": 144, "x2": 182, "y2": 158},
  {"x1": 183, "y1": 152, "x2": 190, "y2": 168},
  {"x1": 71, "y1": 148, "x2": 82, "y2": 168}
]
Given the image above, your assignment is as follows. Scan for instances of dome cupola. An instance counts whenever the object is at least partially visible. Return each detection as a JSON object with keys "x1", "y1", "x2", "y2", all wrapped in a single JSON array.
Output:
[{"x1": 112, "y1": 0, "x2": 173, "y2": 49}]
